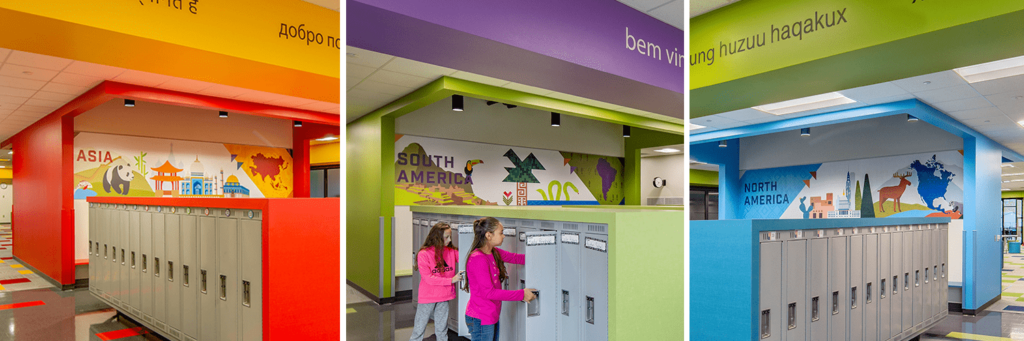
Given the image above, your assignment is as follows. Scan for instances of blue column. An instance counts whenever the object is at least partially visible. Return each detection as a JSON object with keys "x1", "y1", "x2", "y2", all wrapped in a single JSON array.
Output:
[
  {"x1": 691, "y1": 139, "x2": 741, "y2": 219},
  {"x1": 962, "y1": 135, "x2": 1003, "y2": 310}
]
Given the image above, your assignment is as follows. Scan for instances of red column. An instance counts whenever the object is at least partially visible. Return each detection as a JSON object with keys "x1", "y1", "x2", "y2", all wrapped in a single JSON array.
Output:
[{"x1": 292, "y1": 127, "x2": 311, "y2": 198}]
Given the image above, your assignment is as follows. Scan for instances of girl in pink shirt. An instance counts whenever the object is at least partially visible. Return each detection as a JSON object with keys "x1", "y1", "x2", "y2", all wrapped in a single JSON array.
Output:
[
  {"x1": 410, "y1": 222, "x2": 463, "y2": 341},
  {"x1": 461, "y1": 217, "x2": 537, "y2": 341}
]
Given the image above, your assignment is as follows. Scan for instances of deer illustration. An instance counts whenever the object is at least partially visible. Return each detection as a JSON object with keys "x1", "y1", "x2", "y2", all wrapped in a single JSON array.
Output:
[{"x1": 877, "y1": 171, "x2": 913, "y2": 212}]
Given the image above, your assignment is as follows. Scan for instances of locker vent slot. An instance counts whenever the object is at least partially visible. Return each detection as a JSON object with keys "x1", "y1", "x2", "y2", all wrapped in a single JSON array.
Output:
[
  {"x1": 155, "y1": 322, "x2": 166, "y2": 331},
  {"x1": 585, "y1": 237, "x2": 608, "y2": 252},
  {"x1": 168, "y1": 329, "x2": 180, "y2": 339},
  {"x1": 526, "y1": 235, "x2": 556, "y2": 246},
  {"x1": 787, "y1": 303, "x2": 796, "y2": 330},
  {"x1": 587, "y1": 224, "x2": 606, "y2": 233},
  {"x1": 881, "y1": 279, "x2": 886, "y2": 299},
  {"x1": 760, "y1": 309, "x2": 770, "y2": 339},
  {"x1": 155, "y1": 257, "x2": 160, "y2": 277},
  {"x1": 168, "y1": 261, "x2": 173, "y2": 282},
  {"x1": 811, "y1": 296, "x2": 819, "y2": 321},
  {"x1": 562, "y1": 290, "x2": 569, "y2": 316},
  {"x1": 457, "y1": 224, "x2": 474, "y2": 234},
  {"x1": 561, "y1": 233, "x2": 580, "y2": 244},
  {"x1": 866, "y1": 282, "x2": 872, "y2": 304},
  {"x1": 850, "y1": 286, "x2": 857, "y2": 309},
  {"x1": 183, "y1": 265, "x2": 189, "y2": 287},
  {"x1": 243, "y1": 280, "x2": 251, "y2": 307},
  {"x1": 201, "y1": 270, "x2": 208, "y2": 294},
  {"x1": 541, "y1": 222, "x2": 555, "y2": 228},
  {"x1": 563, "y1": 223, "x2": 579, "y2": 231},
  {"x1": 503, "y1": 219, "x2": 517, "y2": 226},
  {"x1": 521, "y1": 220, "x2": 534, "y2": 227},
  {"x1": 832, "y1": 291, "x2": 839, "y2": 315},
  {"x1": 586, "y1": 296, "x2": 595, "y2": 324},
  {"x1": 519, "y1": 232, "x2": 526, "y2": 242}
]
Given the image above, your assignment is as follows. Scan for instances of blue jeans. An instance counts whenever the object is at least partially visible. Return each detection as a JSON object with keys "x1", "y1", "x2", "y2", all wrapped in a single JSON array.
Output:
[{"x1": 465, "y1": 315, "x2": 499, "y2": 341}]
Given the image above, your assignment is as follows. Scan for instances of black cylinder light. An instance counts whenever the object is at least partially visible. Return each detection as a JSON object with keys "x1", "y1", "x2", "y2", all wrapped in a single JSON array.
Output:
[
  {"x1": 907, "y1": 114, "x2": 919, "y2": 122},
  {"x1": 800, "y1": 127, "x2": 811, "y2": 136},
  {"x1": 452, "y1": 95, "x2": 464, "y2": 112},
  {"x1": 719, "y1": 140, "x2": 727, "y2": 148},
  {"x1": 551, "y1": 112, "x2": 561, "y2": 127},
  {"x1": 294, "y1": 120, "x2": 303, "y2": 127},
  {"x1": 219, "y1": 111, "x2": 228, "y2": 118},
  {"x1": 124, "y1": 99, "x2": 135, "y2": 107},
  {"x1": 623, "y1": 125, "x2": 631, "y2": 137}
]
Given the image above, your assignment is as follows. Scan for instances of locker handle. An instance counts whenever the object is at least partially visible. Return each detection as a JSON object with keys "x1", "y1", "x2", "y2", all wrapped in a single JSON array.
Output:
[
  {"x1": 586, "y1": 296, "x2": 595, "y2": 325},
  {"x1": 142, "y1": 254, "x2": 147, "y2": 273},
  {"x1": 850, "y1": 286, "x2": 857, "y2": 309},
  {"x1": 220, "y1": 274, "x2": 227, "y2": 301},
  {"x1": 934, "y1": 266, "x2": 938, "y2": 281},
  {"x1": 915, "y1": 270, "x2": 920, "y2": 287},
  {"x1": 866, "y1": 282, "x2": 872, "y2": 304},
  {"x1": 155, "y1": 257, "x2": 160, "y2": 277},
  {"x1": 201, "y1": 270, "x2": 208, "y2": 294},
  {"x1": 905, "y1": 273, "x2": 910, "y2": 290},
  {"x1": 831, "y1": 291, "x2": 839, "y2": 315},
  {"x1": 810, "y1": 296, "x2": 819, "y2": 322},
  {"x1": 88, "y1": 240, "x2": 92, "y2": 255},
  {"x1": 562, "y1": 290, "x2": 570, "y2": 316},
  {"x1": 183, "y1": 265, "x2": 189, "y2": 287},
  {"x1": 527, "y1": 290, "x2": 540, "y2": 317},
  {"x1": 881, "y1": 279, "x2": 886, "y2": 299},
  {"x1": 924, "y1": 268, "x2": 929, "y2": 284},
  {"x1": 787, "y1": 302, "x2": 796, "y2": 330},
  {"x1": 893, "y1": 276, "x2": 899, "y2": 294},
  {"x1": 942, "y1": 263, "x2": 946, "y2": 278},
  {"x1": 760, "y1": 309, "x2": 770, "y2": 339},
  {"x1": 121, "y1": 249, "x2": 125, "y2": 265},
  {"x1": 243, "y1": 280, "x2": 251, "y2": 308},
  {"x1": 168, "y1": 261, "x2": 173, "y2": 282},
  {"x1": 131, "y1": 252, "x2": 136, "y2": 269},
  {"x1": 104, "y1": 245, "x2": 108, "y2": 259}
]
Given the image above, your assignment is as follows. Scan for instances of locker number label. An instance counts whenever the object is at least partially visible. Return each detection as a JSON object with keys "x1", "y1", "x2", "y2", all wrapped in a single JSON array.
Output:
[
  {"x1": 519, "y1": 232, "x2": 526, "y2": 242},
  {"x1": 585, "y1": 237, "x2": 608, "y2": 252},
  {"x1": 527, "y1": 234, "x2": 556, "y2": 246},
  {"x1": 503, "y1": 228, "x2": 517, "y2": 236},
  {"x1": 457, "y1": 224, "x2": 474, "y2": 234},
  {"x1": 561, "y1": 233, "x2": 580, "y2": 244}
]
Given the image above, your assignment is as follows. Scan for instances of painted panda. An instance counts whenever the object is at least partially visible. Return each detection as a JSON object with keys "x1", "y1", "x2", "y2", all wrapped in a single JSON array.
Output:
[{"x1": 103, "y1": 160, "x2": 134, "y2": 195}]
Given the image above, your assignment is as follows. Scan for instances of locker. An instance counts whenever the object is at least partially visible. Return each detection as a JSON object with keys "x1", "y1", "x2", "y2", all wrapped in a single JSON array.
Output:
[
  {"x1": 901, "y1": 230, "x2": 912, "y2": 335},
  {"x1": 153, "y1": 208, "x2": 167, "y2": 330},
  {"x1": 523, "y1": 231, "x2": 558, "y2": 340},
  {"x1": 111, "y1": 206, "x2": 122, "y2": 304},
  {"x1": 864, "y1": 234, "x2": 878, "y2": 341},
  {"x1": 921, "y1": 228, "x2": 930, "y2": 325},
  {"x1": 516, "y1": 222, "x2": 539, "y2": 341},
  {"x1": 445, "y1": 219, "x2": 459, "y2": 334},
  {"x1": 782, "y1": 239, "x2": 806, "y2": 341},
  {"x1": 891, "y1": 230, "x2": 903, "y2": 337},
  {"x1": 829, "y1": 234, "x2": 847, "y2": 341},
  {"x1": 216, "y1": 211, "x2": 240, "y2": 341},
  {"x1": 139, "y1": 209, "x2": 152, "y2": 321},
  {"x1": 879, "y1": 232, "x2": 891, "y2": 341},
  {"x1": 455, "y1": 223, "x2": 474, "y2": 337},
  {"x1": 411, "y1": 218, "x2": 422, "y2": 304},
  {"x1": 912, "y1": 230, "x2": 922, "y2": 326},
  {"x1": 760, "y1": 241, "x2": 782, "y2": 341},
  {"x1": 499, "y1": 220, "x2": 520, "y2": 341},
  {"x1": 90, "y1": 204, "x2": 96, "y2": 287},
  {"x1": 97, "y1": 206, "x2": 107, "y2": 297},
  {"x1": 120, "y1": 209, "x2": 130, "y2": 310},
  {"x1": 808, "y1": 237, "x2": 828, "y2": 341},
  {"x1": 941, "y1": 229, "x2": 948, "y2": 318},
  {"x1": 132, "y1": 209, "x2": 144, "y2": 315},
  {"x1": 850, "y1": 235, "x2": 863, "y2": 341},
  {"x1": 165, "y1": 208, "x2": 183, "y2": 337},
  {"x1": 582, "y1": 232, "x2": 608, "y2": 341},
  {"x1": 181, "y1": 208, "x2": 200, "y2": 340},
  {"x1": 199, "y1": 213, "x2": 217, "y2": 341},
  {"x1": 240, "y1": 211, "x2": 263, "y2": 341},
  {"x1": 559, "y1": 230, "x2": 582, "y2": 341}
]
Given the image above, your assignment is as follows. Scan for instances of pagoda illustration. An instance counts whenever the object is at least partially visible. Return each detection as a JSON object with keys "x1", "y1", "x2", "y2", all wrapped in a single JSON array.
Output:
[{"x1": 150, "y1": 160, "x2": 184, "y2": 197}]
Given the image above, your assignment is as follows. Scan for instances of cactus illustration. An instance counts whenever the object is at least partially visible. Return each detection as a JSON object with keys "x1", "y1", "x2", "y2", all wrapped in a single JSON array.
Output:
[{"x1": 799, "y1": 197, "x2": 815, "y2": 219}]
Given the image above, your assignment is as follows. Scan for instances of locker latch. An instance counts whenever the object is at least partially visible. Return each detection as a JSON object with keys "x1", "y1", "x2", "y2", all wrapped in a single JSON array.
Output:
[
  {"x1": 243, "y1": 280, "x2": 251, "y2": 307},
  {"x1": 810, "y1": 296, "x2": 819, "y2": 322},
  {"x1": 168, "y1": 261, "x2": 173, "y2": 282},
  {"x1": 866, "y1": 282, "x2": 872, "y2": 304},
  {"x1": 904, "y1": 273, "x2": 910, "y2": 290},
  {"x1": 121, "y1": 249, "x2": 126, "y2": 265},
  {"x1": 933, "y1": 266, "x2": 938, "y2": 281},
  {"x1": 220, "y1": 275, "x2": 228, "y2": 301},
  {"x1": 942, "y1": 264, "x2": 946, "y2": 278},
  {"x1": 760, "y1": 309, "x2": 770, "y2": 339},
  {"x1": 850, "y1": 286, "x2": 857, "y2": 309},
  {"x1": 142, "y1": 254, "x2": 147, "y2": 273},
  {"x1": 562, "y1": 290, "x2": 570, "y2": 316},
  {"x1": 183, "y1": 265, "x2": 189, "y2": 287},
  {"x1": 787, "y1": 303, "x2": 796, "y2": 330},
  {"x1": 915, "y1": 270, "x2": 920, "y2": 287},
  {"x1": 893, "y1": 276, "x2": 899, "y2": 295},
  {"x1": 831, "y1": 291, "x2": 839, "y2": 315},
  {"x1": 527, "y1": 290, "x2": 541, "y2": 317},
  {"x1": 586, "y1": 296, "x2": 595, "y2": 325},
  {"x1": 924, "y1": 268, "x2": 929, "y2": 284},
  {"x1": 201, "y1": 270, "x2": 208, "y2": 294},
  {"x1": 881, "y1": 279, "x2": 886, "y2": 299},
  {"x1": 131, "y1": 252, "x2": 136, "y2": 269},
  {"x1": 155, "y1": 257, "x2": 161, "y2": 277},
  {"x1": 104, "y1": 245, "x2": 108, "y2": 259}
]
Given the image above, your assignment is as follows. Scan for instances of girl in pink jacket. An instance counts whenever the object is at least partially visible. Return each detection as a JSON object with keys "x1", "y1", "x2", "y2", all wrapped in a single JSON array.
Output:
[
  {"x1": 410, "y1": 222, "x2": 464, "y2": 341},
  {"x1": 461, "y1": 217, "x2": 537, "y2": 341}
]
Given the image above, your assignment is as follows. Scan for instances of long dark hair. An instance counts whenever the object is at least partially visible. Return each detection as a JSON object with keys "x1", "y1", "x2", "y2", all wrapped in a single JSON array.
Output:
[
  {"x1": 462, "y1": 217, "x2": 506, "y2": 292},
  {"x1": 419, "y1": 222, "x2": 455, "y2": 272}
]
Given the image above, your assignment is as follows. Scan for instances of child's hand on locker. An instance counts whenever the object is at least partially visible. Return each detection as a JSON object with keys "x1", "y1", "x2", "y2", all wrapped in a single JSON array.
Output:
[{"x1": 523, "y1": 289, "x2": 537, "y2": 302}]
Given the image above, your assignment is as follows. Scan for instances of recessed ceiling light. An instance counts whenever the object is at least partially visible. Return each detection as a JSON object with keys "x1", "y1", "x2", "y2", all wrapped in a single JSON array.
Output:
[
  {"x1": 21, "y1": 71, "x2": 32, "y2": 75},
  {"x1": 347, "y1": 53, "x2": 357, "y2": 58},
  {"x1": 1005, "y1": 164, "x2": 1016, "y2": 168},
  {"x1": 690, "y1": 160, "x2": 708, "y2": 165},
  {"x1": 954, "y1": 55, "x2": 1024, "y2": 83},
  {"x1": 923, "y1": 81, "x2": 931, "y2": 85},
  {"x1": 654, "y1": 148, "x2": 680, "y2": 153},
  {"x1": 315, "y1": 136, "x2": 339, "y2": 142},
  {"x1": 690, "y1": 123, "x2": 706, "y2": 130},
  {"x1": 753, "y1": 92, "x2": 856, "y2": 115}
]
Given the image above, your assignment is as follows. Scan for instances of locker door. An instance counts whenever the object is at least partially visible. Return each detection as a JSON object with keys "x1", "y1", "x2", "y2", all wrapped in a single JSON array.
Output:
[
  {"x1": 456, "y1": 223, "x2": 474, "y2": 337},
  {"x1": 760, "y1": 241, "x2": 782, "y2": 341},
  {"x1": 932, "y1": 228, "x2": 941, "y2": 320},
  {"x1": 921, "y1": 228, "x2": 931, "y2": 323},
  {"x1": 240, "y1": 212, "x2": 262, "y2": 341},
  {"x1": 498, "y1": 225, "x2": 519, "y2": 341},
  {"x1": 864, "y1": 234, "x2": 878, "y2": 341},
  {"x1": 216, "y1": 211, "x2": 239, "y2": 341},
  {"x1": 782, "y1": 239, "x2": 806, "y2": 341},
  {"x1": 850, "y1": 235, "x2": 863, "y2": 341},
  {"x1": 109, "y1": 206, "x2": 119, "y2": 302},
  {"x1": 199, "y1": 214, "x2": 217, "y2": 341},
  {"x1": 165, "y1": 209, "x2": 183, "y2": 338},
  {"x1": 912, "y1": 230, "x2": 922, "y2": 326},
  {"x1": 891, "y1": 231, "x2": 903, "y2": 337},
  {"x1": 559, "y1": 231, "x2": 582, "y2": 341},
  {"x1": 98, "y1": 206, "x2": 108, "y2": 297},
  {"x1": 879, "y1": 232, "x2": 891, "y2": 341},
  {"x1": 523, "y1": 231, "x2": 558, "y2": 340},
  {"x1": 445, "y1": 219, "x2": 457, "y2": 333},
  {"x1": 120, "y1": 209, "x2": 130, "y2": 310},
  {"x1": 582, "y1": 233, "x2": 608, "y2": 341},
  {"x1": 515, "y1": 225, "x2": 535, "y2": 341},
  {"x1": 153, "y1": 208, "x2": 167, "y2": 330},
  {"x1": 941, "y1": 228, "x2": 948, "y2": 317},
  {"x1": 809, "y1": 237, "x2": 829, "y2": 340},
  {"x1": 138, "y1": 208, "x2": 151, "y2": 320},
  {"x1": 181, "y1": 208, "x2": 200, "y2": 341},
  {"x1": 411, "y1": 218, "x2": 421, "y2": 303},
  {"x1": 90, "y1": 204, "x2": 96, "y2": 288},
  {"x1": 829, "y1": 234, "x2": 847, "y2": 341},
  {"x1": 901, "y1": 230, "x2": 913, "y2": 334}
]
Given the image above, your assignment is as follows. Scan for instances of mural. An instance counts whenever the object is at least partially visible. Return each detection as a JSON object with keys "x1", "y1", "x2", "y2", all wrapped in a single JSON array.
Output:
[
  {"x1": 394, "y1": 135, "x2": 624, "y2": 206},
  {"x1": 73, "y1": 133, "x2": 293, "y2": 199},
  {"x1": 740, "y1": 151, "x2": 964, "y2": 219}
]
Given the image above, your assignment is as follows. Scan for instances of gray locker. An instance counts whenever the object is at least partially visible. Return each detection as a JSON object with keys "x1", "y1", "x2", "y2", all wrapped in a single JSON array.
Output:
[
  {"x1": 516, "y1": 222, "x2": 539, "y2": 341},
  {"x1": 921, "y1": 228, "x2": 930, "y2": 325},
  {"x1": 559, "y1": 229, "x2": 582, "y2": 341},
  {"x1": 891, "y1": 230, "x2": 904, "y2": 337},
  {"x1": 90, "y1": 204, "x2": 96, "y2": 288},
  {"x1": 411, "y1": 218, "x2": 423, "y2": 303},
  {"x1": 808, "y1": 237, "x2": 828, "y2": 341},
  {"x1": 154, "y1": 208, "x2": 167, "y2": 330},
  {"x1": 216, "y1": 210, "x2": 240, "y2": 341},
  {"x1": 456, "y1": 223, "x2": 474, "y2": 337},
  {"x1": 864, "y1": 233, "x2": 878, "y2": 341},
  {"x1": 829, "y1": 234, "x2": 847, "y2": 341},
  {"x1": 760, "y1": 241, "x2": 782, "y2": 341},
  {"x1": 111, "y1": 206, "x2": 122, "y2": 304},
  {"x1": 941, "y1": 229, "x2": 948, "y2": 319},
  {"x1": 582, "y1": 232, "x2": 608, "y2": 341},
  {"x1": 120, "y1": 209, "x2": 130, "y2": 310},
  {"x1": 165, "y1": 208, "x2": 183, "y2": 338},
  {"x1": 181, "y1": 207, "x2": 200, "y2": 340},
  {"x1": 850, "y1": 235, "x2": 863, "y2": 341},
  {"x1": 901, "y1": 230, "x2": 913, "y2": 335},
  {"x1": 199, "y1": 213, "x2": 217, "y2": 341},
  {"x1": 139, "y1": 209, "x2": 152, "y2": 321},
  {"x1": 879, "y1": 231, "x2": 891, "y2": 341},
  {"x1": 912, "y1": 230, "x2": 922, "y2": 327},
  {"x1": 782, "y1": 239, "x2": 806, "y2": 341},
  {"x1": 499, "y1": 220, "x2": 520, "y2": 341},
  {"x1": 132, "y1": 209, "x2": 144, "y2": 315},
  {"x1": 523, "y1": 231, "x2": 558, "y2": 340},
  {"x1": 240, "y1": 210, "x2": 263, "y2": 341}
]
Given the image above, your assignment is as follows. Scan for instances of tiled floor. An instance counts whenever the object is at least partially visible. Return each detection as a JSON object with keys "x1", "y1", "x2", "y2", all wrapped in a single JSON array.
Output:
[
  {"x1": 0, "y1": 224, "x2": 52, "y2": 292},
  {"x1": 347, "y1": 285, "x2": 466, "y2": 341}
]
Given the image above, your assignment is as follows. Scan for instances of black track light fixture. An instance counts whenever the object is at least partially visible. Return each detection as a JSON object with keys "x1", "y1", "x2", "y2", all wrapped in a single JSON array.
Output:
[
  {"x1": 907, "y1": 114, "x2": 919, "y2": 122},
  {"x1": 486, "y1": 101, "x2": 498, "y2": 106},
  {"x1": 294, "y1": 120, "x2": 303, "y2": 127},
  {"x1": 551, "y1": 112, "x2": 561, "y2": 127},
  {"x1": 452, "y1": 95, "x2": 464, "y2": 112},
  {"x1": 219, "y1": 111, "x2": 228, "y2": 118},
  {"x1": 800, "y1": 127, "x2": 811, "y2": 136},
  {"x1": 623, "y1": 125, "x2": 631, "y2": 138},
  {"x1": 124, "y1": 99, "x2": 135, "y2": 107},
  {"x1": 504, "y1": 104, "x2": 517, "y2": 109},
  {"x1": 719, "y1": 140, "x2": 727, "y2": 148}
]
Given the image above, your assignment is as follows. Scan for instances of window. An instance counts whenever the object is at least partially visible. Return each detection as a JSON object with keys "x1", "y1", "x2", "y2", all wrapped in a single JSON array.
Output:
[
  {"x1": 690, "y1": 186, "x2": 718, "y2": 221},
  {"x1": 311, "y1": 165, "x2": 340, "y2": 198}
]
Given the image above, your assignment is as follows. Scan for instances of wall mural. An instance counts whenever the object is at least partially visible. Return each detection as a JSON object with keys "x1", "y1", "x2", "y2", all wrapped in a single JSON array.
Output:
[
  {"x1": 73, "y1": 133, "x2": 293, "y2": 199},
  {"x1": 394, "y1": 135, "x2": 624, "y2": 206},
  {"x1": 740, "y1": 151, "x2": 963, "y2": 219}
]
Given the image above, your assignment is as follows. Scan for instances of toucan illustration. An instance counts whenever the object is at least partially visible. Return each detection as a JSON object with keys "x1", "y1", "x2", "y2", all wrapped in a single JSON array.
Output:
[{"x1": 465, "y1": 159, "x2": 483, "y2": 181}]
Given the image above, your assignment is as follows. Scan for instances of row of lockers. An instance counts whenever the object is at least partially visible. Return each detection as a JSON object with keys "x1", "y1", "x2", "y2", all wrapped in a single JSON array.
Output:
[
  {"x1": 411, "y1": 213, "x2": 609, "y2": 341},
  {"x1": 759, "y1": 224, "x2": 948, "y2": 341},
  {"x1": 89, "y1": 203, "x2": 263, "y2": 341}
]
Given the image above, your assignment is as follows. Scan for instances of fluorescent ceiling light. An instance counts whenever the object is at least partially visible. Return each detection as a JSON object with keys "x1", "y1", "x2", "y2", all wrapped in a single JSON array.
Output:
[
  {"x1": 1005, "y1": 163, "x2": 1016, "y2": 168},
  {"x1": 1005, "y1": 179, "x2": 1024, "y2": 183},
  {"x1": 690, "y1": 160, "x2": 707, "y2": 165},
  {"x1": 689, "y1": 123, "x2": 706, "y2": 130},
  {"x1": 654, "y1": 148, "x2": 680, "y2": 153},
  {"x1": 1003, "y1": 172, "x2": 1024, "y2": 177},
  {"x1": 315, "y1": 136, "x2": 339, "y2": 142},
  {"x1": 954, "y1": 55, "x2": 1024, "y2": 83},
  {"x1": 753, "y1": 92, "x2": 856, "y2": 115},
  {"x1": 1004, "y1": 188, "x2": 1012, "y2": 191}
]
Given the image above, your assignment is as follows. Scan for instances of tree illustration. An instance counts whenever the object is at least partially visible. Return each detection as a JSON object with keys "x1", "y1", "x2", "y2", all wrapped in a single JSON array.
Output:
[
  {"x1": 855, "y1": 180, "x2": 862, "y2": 209},
  {"x1": 861, "y1": 175, "x2": 875, "y2": 218},
  {"x1": 501, "y1": 149, "x2": 545, "y2": 205}
]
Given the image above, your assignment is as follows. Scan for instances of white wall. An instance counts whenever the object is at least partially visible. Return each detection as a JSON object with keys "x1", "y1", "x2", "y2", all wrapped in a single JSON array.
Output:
[
  {"x1": 396, "y1": 97, "x2": 625, "y2": 157},
  {"x1": 74, "y1": 200, "x2": 89, "y2": 261},
  {"x1": 641, "y1": 154, "x2": 688, "y2": 205},
  {"x1": 740, "y1": 115, "x2": 962, "y2": 170},
  {"x1": 949, "y1": 220, "x2": 963, "y2": 287},
  {"x1": 0, "y1": 184, "x2": 11, "y2": 224},
  {"x1": 395, "y1": 206, "x2": 413, "y2": 274}
]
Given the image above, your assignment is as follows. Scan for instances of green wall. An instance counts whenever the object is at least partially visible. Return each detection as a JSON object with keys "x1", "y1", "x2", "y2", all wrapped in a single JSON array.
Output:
[
  {"x1": 624, "y1": 127, "x2": 687, "y2": 205},
  {"x1": 1003, "y1": 191, "x2": 1024, "y2": 199},
  {"x1": 690, "y1": 169, "x2": 719, "y2": 187}
]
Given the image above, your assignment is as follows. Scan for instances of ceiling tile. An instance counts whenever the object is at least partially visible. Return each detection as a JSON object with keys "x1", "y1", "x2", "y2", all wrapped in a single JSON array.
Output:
[
  {"x1": 16, "y1": 105, "x2": 55, "y2": 114},
  {"x1": 892, "y1": 70, "x2": 968, "y2": 93},
  {"x1": 345, "y1": 46, "x2": 395, "y2": 68},
  {"x1": 353, "y1": 80, "x2": 415, "y2": 97},
  {"x1": 947, "y1": 106, "x2": 1005, "y2": 120},
  {"x1": 961, "y1": 116, "x2": 1010, "y2": 128},
  {"x1": 155, "y1": 77, "x2": 215, "y2": 93},
  {"x1": 345, "y1": 87, "x2": 385, "y2": 101},
  {"x1": 4, "y1": 51, "x2": 73, "y2": 71},
  {"x1": 859, "y1": 93, "x2": 916, "y2": 105},
  {"x1": 23, "y1": 98, "x2": 65, "y2": 108},
  {"x1": 111, "y1": 70, "x2": 175, "y2": 87},
  {"x1": 62, "y1": 61, "x2": 126, "y2": 79},
  {"x1": 545, "y1": 91, "x2": 595, "y2": 105},
  {"x1": 365, "y1": 69, "x2": 433, "y2": 89},
  {"x1": 930, "y1": 97, "x2": 993, "y2": 113},
  {"x1": 40, "y1": 82, "x2": 87, "y2": 95},
  {"x1": 915, "y1": 84, "x2": 980, "y2": 104},
  {"x1": 0, "y1": 64, "x2": 59, "y2": 82},
  {"x1": 347, "y1": 63, "x2": 377, "y2": 80},
  {"x1": 265, "y1": 95, "x2": 317, "y2": 108},
  {"x1": 449, "y1": 71, "x2": 510, "y2": 87},
  {"x1": 986, "y1": 91, "x2": 1024, "y2": 107},
  {"x1": 717, "y1": 108, "x2": 774, "y2": 121},
  {"x1": 0, "y1": 96, "x2": 27, "y2": 105},
  {"x1": 839, "y1": 82, "x2": 909, "y2": 102},
  {"x1": 970, "y1": 73, "x2": 1024, "y2": 96},
  {"x1": 31, "y1": 91, "x2": 75, "y2": 102},
  {"x1": 0, "y1": 75, "x2": 46, "y2": 91},
  {"x1": 232, "y1": 92, "x2": 276, "y2": 104},
  {"x1": 503, "y1": 82, "x2": 554, "y2": 96},
  {"x1": 296, "y1": 101, "x2": 339, "y2": 113},
  {"x1": 618, "y1": 0, "x2": 673, "y2": 12},
  {"x1": 691, "y1": 114, "x2": 740, "y2": 128},
  {"x1": 346, "y1": 77, "x2": 363, "y2": 90},
  {"x1": 382, "y1": 57, "x2": 457, "y2": 79},
  {"x1": 0, "y1": 86, "x2": 36, "y2": 98},
  {"x1": 744, "y1": 117, "x2": 782, "y2": 125},
  {"x1": 646, "y1": 0, "x2": 686, "y2": 30},
  {"x1": 196, "y1": 84, "x2": 249, "y2": 99},
  {"x1": 49, "y1": 72, "x2": 104, "y2": 87},
  {"x1": 0, "y1": 48, "x2": 10, "y2": 63}
]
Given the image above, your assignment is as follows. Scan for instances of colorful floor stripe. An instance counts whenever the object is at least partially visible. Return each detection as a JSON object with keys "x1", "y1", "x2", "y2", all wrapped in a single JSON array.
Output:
[
  {"x1": 0, "y1": 278, "x2": 30, "y2": 285},
  {"x1": 96, "y1": 327, "x2": 149, "y2": 340},
  {"x1": 17, "y1": 270, "x2": 32, "y2": 275},
  {"x1": 0, "y1": 301, "x2": 44, "y2": 310},
  {"x1": 946, "y1": 332, "x2": 1015, "y2": 341}
]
